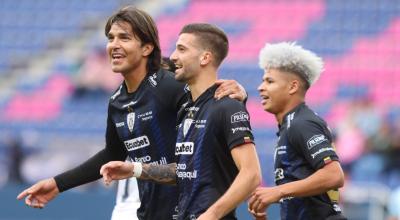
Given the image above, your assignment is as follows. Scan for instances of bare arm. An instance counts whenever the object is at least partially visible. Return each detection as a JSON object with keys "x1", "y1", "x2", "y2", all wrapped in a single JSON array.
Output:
[
  {"x1": 249, "y1": 161, "x2": 344, "y2": 213},
  {"x1": 198, "y1": 143, "x2": 262, "y2": 220},
  {"x1": 278, "y1": 161, "x2": 344, "y2": 198},
  {"x1": 140, "y1": 163, "x2": 177, "y2": 184},
  {"x1": 100, "y1": 161, "x2": 177, "y2": 185}
]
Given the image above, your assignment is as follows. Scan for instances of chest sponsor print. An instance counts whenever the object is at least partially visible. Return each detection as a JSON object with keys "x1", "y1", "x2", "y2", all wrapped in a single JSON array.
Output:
[{"x1": 124, "y1": 136, "x2": 150, "y2": 151}]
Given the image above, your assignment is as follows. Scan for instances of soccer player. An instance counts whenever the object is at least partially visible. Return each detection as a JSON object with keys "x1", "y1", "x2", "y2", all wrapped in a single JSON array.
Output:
[
  {"x1": 17, "y1": 7, "x2": 247, "y2": 220},
  {"x1": 100, "y1": 23, "x2": 262, "y2": 220},
  {"x1": 248, "y1": 42, "x2": 346, "y2": 220},
  {"x1": 110, "y1": 57, "x2": 177, "y2": 220}
]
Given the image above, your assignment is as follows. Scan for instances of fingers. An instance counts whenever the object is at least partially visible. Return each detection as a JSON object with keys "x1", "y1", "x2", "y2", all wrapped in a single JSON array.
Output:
[
  {"x1": 17, "y1": 188, "x2": 30, "y2": 200},
  {"x1": 25, "y1": 194, "x2": 45, "y2": 209},
  {"x1": 100, "y1": 162, "x2": 121, "y2": 186},
  {"x1": 101, "y1": 168, "x2": 112, "y2": 186},
  {"x1": 17, "y1": 183, "x2": 39, "y2": 200},
  {"x1": 248, "y1": 194, "x2": 258, "y2": 211},
  {"x1": 248, "y1": 207, "x2": 267, "y2": 219},
  {"x1": 215, "y1": 79, "x2": 234, "y2": 100},
  {"x1": 214, "y1": 79, "x2": 246, "y2": 101}
]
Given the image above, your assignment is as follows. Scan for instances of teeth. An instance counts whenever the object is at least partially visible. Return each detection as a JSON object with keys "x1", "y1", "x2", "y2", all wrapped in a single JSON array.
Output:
[{"x1": 112, "y1": 53, "x2": 124, "y2": 58}]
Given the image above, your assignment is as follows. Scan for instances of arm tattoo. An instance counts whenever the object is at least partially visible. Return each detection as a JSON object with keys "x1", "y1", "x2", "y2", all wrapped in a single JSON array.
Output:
[{"x1": 140, "y1": 163, "x2": 177, "y2": 185}]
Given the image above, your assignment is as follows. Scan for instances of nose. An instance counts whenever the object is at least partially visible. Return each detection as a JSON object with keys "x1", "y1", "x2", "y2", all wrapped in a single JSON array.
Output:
[
  {"x1": 108, "y1": 38, "x2": 121, "y2": 51},
  {"x1": 257, "y1": 82, "x2": 264, "y2": 92}
]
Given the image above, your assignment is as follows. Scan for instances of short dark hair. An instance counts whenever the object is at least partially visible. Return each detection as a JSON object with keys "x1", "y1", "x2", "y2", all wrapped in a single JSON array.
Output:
[
  {"x1": 105, "y1": 6, "x2": 161, "y2": 73},
  {"x1": 180, "y1": 23, "x2": 229, "y2": 67}
]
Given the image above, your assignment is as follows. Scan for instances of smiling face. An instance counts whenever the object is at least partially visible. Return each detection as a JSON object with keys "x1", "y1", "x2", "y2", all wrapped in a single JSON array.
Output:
[
  {"x1": 257, "y1": 68, "x2": 295, "y2": 115},
  {"x1": 106, "y1": 21, "x2": 151, "y2": 75},
  {"x1": 169, "y1": 33, "x2": 205, "y2": 83}
]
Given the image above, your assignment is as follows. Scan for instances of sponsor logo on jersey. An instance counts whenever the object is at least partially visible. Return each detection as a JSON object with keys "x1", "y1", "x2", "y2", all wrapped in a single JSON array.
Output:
[
  {"x1": 148, "y1": 72, "x2": 157, "y2": 87},
  {"x1": 176, "y1": 169, "x2": 197, "y2": 180},
  {"x1": 185, "y1": 106, "x2": 199, "y2": 112},
  {"x1": 127, "y1": 112, "x2": 135, "y2": 132},
  {"x1": 183, "y1": 119, "x2": 193, "y2": 137},
  {"x1": 115, "y1": 122, "x2": 125, "y2": 127},
  {"x1": 133, "y1": 155, "x2": 152, "y2": 163},
  {"x1": 231, "y1": 126, "x2": 251, "y2": 134},
  {"x1": 175, "y1": 142, "x2": 194, "y2": 155},
  {"x1": 124, "y1": 136, "x2": 150, "y2": 151},
  {"x1": 275, "y1": 145, "x2": 287, "y2": 155},
  {"x1": 311, "y1": 147, "x2": 334, "y2": 159},
  {"x1": 231, "y1": 111, "x2": 249, "y2": 123},
  {"x1": 133, "y1": 155, "x2": 168, "y2": 165},
  {"x1": 307, "y1": 134, "x2": 327, "y2": 149},
  {"x1": 138, "y1": 111, "x2": 153, "y2": 121}
]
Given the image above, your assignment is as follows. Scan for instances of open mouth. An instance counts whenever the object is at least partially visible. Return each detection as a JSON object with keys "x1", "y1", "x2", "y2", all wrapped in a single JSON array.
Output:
[
  {"x1": 173, "y1": 63, "x2": 183, "y2": 73},
  {"x1": 260, "y1": 95, "x2": 270, "y2": 104},
  {"x1": 111, "y1": 53, "x2": 125, "y2": 62}
]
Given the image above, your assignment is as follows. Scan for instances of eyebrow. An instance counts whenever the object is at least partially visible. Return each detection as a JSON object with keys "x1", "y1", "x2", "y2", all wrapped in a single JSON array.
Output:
[{"x1": 176, "y1": 43, "x2": 187, "y2": 49}]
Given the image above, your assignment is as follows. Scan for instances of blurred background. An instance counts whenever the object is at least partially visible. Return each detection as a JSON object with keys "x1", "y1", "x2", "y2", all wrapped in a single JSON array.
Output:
[{"x1": 1, "y1": 0, "x2": 400, "y2": 219}]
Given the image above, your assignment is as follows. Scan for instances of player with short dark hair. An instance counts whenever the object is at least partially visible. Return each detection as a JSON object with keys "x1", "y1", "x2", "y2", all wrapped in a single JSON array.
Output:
[
  {"x1": 100, "y1": 23, "x2": 262, "y2": 220},
  {"x1": 17, "y1": 7, "x2": 247, "y2": 220},
  {"x1": 248, "y1": 42, "x2": 346, "y2": 220}
]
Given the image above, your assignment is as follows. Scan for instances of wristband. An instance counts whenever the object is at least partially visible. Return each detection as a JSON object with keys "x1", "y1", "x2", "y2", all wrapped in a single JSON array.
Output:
[{"x1": 132, "y1": 162, "x2": 143, "y2": 178}]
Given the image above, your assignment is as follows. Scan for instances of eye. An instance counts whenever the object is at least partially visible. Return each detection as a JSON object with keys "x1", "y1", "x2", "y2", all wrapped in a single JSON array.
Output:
[
  {"x1": 120, "y1": 35, "x2": 131, "y2": 41},
  {"x1": 107, "y1": 35, "x2": 114, "y2": 42}
]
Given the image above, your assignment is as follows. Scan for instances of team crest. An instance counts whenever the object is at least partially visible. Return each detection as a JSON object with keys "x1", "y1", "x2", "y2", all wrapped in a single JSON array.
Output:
[
  {"x1": 183, "y1": 118, "x2": 193, "y2": 137},
  {"x1": 127, "y1": 112, "x2": 135, "y2": 132}
]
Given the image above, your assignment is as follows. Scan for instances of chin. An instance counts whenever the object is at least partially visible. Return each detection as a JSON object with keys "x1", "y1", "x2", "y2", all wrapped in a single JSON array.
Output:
[{"x1": 263, "y1": 105, "x2": 273, "y2": 113}]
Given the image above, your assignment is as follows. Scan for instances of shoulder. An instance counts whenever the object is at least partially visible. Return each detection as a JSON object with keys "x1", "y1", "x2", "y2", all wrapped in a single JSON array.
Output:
[
  {"x1": 213, "y1": 96, "x2": 246, "y2": 110},
  {"x1": 109, "y1": 84, "x2": 124, "y2": 103},
  {"x1": 210, "y1": 97, "x2": 249, "y2": 120},
  {"x1": 154, "y1": 69, "x2": 185, "y2": 87},
  {"x1": 288, "y1": 107, "x2": 328, "y2": 135}
]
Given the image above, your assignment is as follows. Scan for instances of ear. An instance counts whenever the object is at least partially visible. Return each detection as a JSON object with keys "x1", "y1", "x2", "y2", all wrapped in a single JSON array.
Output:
[
  {"x1": 200, "y1": 51, "x2": 212, "y2": 66},
  {"x1": 142, "y1": 44, "x2": 154, "y2": 56},
  {"x1": 288, "y1": 79, "x2": 300, "y2": 95}
]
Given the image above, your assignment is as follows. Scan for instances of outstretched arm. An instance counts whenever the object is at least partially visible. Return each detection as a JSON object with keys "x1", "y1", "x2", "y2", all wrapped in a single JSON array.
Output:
[{"x1": 100, "y1": 161, "x2": 177, "y2": 185}]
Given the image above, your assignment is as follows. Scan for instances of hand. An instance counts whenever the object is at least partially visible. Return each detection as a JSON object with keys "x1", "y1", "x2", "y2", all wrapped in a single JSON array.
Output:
[
  {"x1": 17, "y1": 178, "x2": 59, "y2": 209},
  {"x1": 100, "y1": 161, "x2": 134, "y2": 185},
  {"x1": 248, "y1": 186, "x2": 282, "y2": 214},
  {"x1": 248, "y1": 208, "x2": 268, "y2": 220},
  {"x1": 214, "y1": 79, "x2": 247, "y2": 101}
]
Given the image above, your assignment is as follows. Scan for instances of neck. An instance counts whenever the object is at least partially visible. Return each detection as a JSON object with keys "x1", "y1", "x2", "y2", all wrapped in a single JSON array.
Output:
[
  {"x1": 275, "y1": 96, "x2": 304, "y2": 125},
  {"x1": 188, "y1": 69, "x2": 217, "y2": 101},
  {"x1": 122, "y1": 61, "x2": 148, "y2": 93}
]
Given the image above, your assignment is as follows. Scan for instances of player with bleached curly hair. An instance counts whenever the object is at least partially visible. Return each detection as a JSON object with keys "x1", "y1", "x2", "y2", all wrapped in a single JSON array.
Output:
[{"x1": 249, "y1": 42, "x2": 347, "y2": 220}]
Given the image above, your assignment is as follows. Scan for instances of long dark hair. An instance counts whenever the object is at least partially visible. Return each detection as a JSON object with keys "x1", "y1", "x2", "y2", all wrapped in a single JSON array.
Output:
[{"x1": 105, "y1": 6, "x2": 161, "y2": 73}]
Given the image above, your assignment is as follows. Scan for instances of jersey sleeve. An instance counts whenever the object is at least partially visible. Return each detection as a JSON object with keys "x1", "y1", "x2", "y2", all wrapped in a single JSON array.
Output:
[
  {"x1": 54, "y1": 104, "x2": 127, "y2": 192},
  {"x1": 156, "y1": 70, "x2": 187, "y2": 113},
  {"x1": 288, "y1": 119, "x2": 339, "y2": 170},
  {"x1": 219, "y1": 99, "x2": 254, "y2": 150}
]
